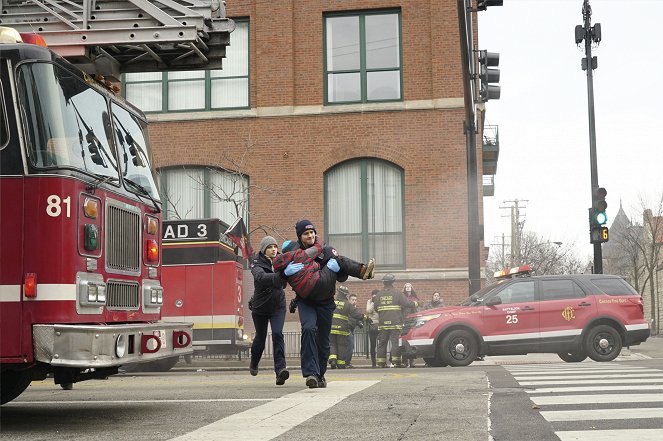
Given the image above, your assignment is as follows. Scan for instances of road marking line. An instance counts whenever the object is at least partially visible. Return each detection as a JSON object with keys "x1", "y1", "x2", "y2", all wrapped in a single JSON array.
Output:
[
  {"x1": 541, "y1": 407, "x2": 663, "y2": 422},
  {"x1": 506, "y1": 364, "x2": 647, "y2": 370},
  {"x1": 531, "y1": 393, "x2": 663, "y2": 406},
  {"x1": 168, "y1": 380, "x2": 379, "y2": 441},
  {"x1": 527, "y1": 384, "x2": 663, "y2": 393},
  {"x1": 555, "y1": 429, "x2": 663, "y2": 441},
  {"x1": 513, "y1": 373, "x2": 663, "y2": 381},
  {"x1": 10, "y1": 399, "x2": 274, "y2": 405},
  {"x1": 520, "y1": 378, "x2": 663, "y2": 386},
  {"x1": 511, "y1": 368, "x2": 661, "y2": 375}
]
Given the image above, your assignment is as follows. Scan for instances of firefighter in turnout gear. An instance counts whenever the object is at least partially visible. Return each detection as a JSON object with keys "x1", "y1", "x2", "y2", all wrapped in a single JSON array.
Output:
[
  {"x1": 329, "y1": 285, "x2": 365, "y2": 369},
  {"x1": 375, "y1": 274, "x2": 417, "y2": 368}
]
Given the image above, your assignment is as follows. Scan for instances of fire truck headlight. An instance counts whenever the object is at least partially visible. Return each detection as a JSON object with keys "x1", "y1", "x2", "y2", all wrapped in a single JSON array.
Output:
[
  {"x1": 148, "y1": 287, "x2": 163, "y2": 305},
  {"x1": 97, "y1": 285, "x2": 106, "y2": 303},
  {"x1": 87, "y1": 284, "x2": 98, "y2": 303},
  {"x1": 414, "y1": 314, "x2": 441, "y2": 328},
  {"x1": 77, "y1": 273, "x2": 106, "y2": 308},
  {"x1": 115, "y1": 335, "x2": 126, "y2": 358}
]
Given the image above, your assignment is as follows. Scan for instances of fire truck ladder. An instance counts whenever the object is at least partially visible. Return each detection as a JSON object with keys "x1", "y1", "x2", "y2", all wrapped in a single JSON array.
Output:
[{"x1": 0, "y1": 0, "x2": 235, "y2": 78}]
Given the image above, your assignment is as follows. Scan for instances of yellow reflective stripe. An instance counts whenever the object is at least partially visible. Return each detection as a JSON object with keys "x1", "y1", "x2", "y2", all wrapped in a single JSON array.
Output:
[
  {"x1": 333, "y1": 313, "x2": 348, "y2": 320},
  {"x1": 331, "y1": 330, "x2": 350, "y2": 336},
  {"x1": 328, "y1": 354, "x2": 337, "y2": 360},
  {"x1": 378, "y1": 325, "x2": 403, "y2": 330},
  {"x1": 337, "y1": 360, "x2": 346, "y2": 365},
  {"x1": 377, "y1": 305, "x2": 401, "y2": 311}
]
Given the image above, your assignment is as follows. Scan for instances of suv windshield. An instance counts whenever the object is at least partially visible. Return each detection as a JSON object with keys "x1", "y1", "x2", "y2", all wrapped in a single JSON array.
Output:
[
  {"x1": 18, "y1": 62, "x2": 119, "y2": 180},
  {"x1": 460, "y1": 281, "x2": 505, "y2": 306}
]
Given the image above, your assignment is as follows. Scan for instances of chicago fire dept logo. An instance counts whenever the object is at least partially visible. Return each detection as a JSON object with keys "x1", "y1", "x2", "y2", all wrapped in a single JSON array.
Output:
[{"x1": 562, "y1": 306, "x2": 576, "y2": 321}]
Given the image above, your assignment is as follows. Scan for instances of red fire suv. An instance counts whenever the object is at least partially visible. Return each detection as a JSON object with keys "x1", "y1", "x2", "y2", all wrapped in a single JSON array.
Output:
[{"x1": 400, "y1": 266, "x2": 650, "y2": 367}]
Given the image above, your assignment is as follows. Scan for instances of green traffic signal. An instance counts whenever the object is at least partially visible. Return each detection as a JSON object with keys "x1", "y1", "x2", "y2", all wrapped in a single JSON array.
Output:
[{"x1": 593, "y1": 187, "x2": 607, "y2": 225}]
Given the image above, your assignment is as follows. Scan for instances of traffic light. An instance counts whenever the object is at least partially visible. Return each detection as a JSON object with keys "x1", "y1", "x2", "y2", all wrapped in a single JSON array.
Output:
[
  {"x1": 593, "y1": 187, "x2": 608, "y2": 225},
  {"x1": 478, "y1": 50, "x2": 500, "y2": 101},
  {"x1": 477, "y1": 0, "x2": 504, "y2": 11},
  {"x1": 589, "y1": 187, "x2": 608, "y2": 244}
]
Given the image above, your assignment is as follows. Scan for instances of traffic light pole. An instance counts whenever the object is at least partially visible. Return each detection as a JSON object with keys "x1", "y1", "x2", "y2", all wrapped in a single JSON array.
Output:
[
  {"x1": 457, "y1": 0, "x2": 482, "y2": 295},
  {"x1": 581, "y1": 0, "x2": 602, "y2": 273}
]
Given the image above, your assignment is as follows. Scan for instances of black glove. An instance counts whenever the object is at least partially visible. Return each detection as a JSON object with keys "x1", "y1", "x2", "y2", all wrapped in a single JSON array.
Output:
[
  {"x1": 248, "y1": 297, "x2": 254, "y2": 311},
  {"x1": 289, "y1": 297, "x2": 298, "y2": 314},
  {"x1": 356, "y1": 320, "x2": 364, "y2": 329}
]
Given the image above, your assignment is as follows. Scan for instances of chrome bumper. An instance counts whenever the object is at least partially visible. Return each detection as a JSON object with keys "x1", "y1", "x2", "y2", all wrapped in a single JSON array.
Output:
[{"x1": 33, "y1": 322, "x2": 193, "y2": 368}]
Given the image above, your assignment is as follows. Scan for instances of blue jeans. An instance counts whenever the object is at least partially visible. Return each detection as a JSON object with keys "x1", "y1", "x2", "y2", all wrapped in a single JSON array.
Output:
[
  {"x1": 298, "y1": 297, "x2": 335, "y2": 378},
  {"x1": 251, "y1": 307, "x2": 286, "y2": 374}
]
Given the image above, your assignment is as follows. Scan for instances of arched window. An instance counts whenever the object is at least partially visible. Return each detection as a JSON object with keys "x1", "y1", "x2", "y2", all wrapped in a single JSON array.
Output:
[
  {"x1": 159, "y1": 166, "x2": 248, "y2": 226},
  {"x1": 325, "y1": 159, "x2": 404, "y2": 267}
]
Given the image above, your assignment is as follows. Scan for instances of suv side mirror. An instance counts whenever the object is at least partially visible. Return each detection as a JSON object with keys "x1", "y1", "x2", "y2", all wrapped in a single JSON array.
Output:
[{"x1": 485, "y1": 297, "x2": 502, "y2": 306}]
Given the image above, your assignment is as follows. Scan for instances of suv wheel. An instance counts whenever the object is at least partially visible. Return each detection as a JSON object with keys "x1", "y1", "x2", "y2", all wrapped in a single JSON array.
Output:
[
  {"x1": 584, "y1": 325, "x2": 622, "y2": 362},
  {"x1": 439, "y1": 329, "x2": 478, "y2": 367},
  {"x1": 557, "y1": 350, "x2": 588, "y2": 363}
]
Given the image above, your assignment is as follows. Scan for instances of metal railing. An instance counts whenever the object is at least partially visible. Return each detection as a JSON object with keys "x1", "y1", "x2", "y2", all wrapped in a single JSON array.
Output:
[{"x1": 261, "y1": 330, "x2": 374, "y2": 359}]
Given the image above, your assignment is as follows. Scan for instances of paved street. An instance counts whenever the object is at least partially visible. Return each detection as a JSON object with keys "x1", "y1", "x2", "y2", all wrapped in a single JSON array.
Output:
[{"x1": 2, "y1": 337, "x2": 663, "y2": 441}]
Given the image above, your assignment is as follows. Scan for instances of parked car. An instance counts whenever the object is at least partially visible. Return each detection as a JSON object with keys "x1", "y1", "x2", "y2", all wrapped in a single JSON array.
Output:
[{"x1": 400, "y1": 266, "x2": 650, "y2": 367}]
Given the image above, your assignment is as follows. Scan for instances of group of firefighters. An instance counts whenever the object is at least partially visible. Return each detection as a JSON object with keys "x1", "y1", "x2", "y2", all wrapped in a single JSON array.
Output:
[{"x1": 328, "y1": 274, "x2": 444, "y2": 369}]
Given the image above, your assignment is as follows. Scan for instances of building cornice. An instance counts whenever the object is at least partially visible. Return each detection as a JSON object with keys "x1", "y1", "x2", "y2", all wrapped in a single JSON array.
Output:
[{"x1": 146, "y1": 98, "x2": 464, "y2": 123}]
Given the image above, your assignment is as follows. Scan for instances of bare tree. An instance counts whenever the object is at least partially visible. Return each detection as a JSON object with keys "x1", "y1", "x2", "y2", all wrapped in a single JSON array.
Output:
[
  {"x1": 487, "y1": 230, "x2": 588, "y2": 282},
  {"x1": 603, "y1": 194, "x2": 663, "y2": 335},
  {"x1": 158, "y1": 137, "x2": 290, "y2": 241}
]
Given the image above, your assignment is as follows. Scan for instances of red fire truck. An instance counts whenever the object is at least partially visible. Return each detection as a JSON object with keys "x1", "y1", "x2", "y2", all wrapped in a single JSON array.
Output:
[
  {"x1": 0, "y1": 1, "x2": 235, "y2": 404},
  {"x1": 159, "y1": 219, "x2": 248, "y2": 369}
]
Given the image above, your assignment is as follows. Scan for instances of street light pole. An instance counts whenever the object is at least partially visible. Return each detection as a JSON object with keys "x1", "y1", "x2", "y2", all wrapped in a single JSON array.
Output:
[{"x1": 578, "y1": 0, "x2": 603, "y2": 273}]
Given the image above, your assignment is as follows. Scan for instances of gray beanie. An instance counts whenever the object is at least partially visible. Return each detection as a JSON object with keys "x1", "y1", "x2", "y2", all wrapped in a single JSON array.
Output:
[{"x1": 260, "y1": 236, "x2": 278, "y2": 254}]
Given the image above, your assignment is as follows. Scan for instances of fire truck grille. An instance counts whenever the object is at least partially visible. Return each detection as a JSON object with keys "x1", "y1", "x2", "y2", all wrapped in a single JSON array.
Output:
[
  {"x1": 106, "y1": 281, "x2": 140, "y2": 310},
  {"x1": 106, "y1": 204, "x2": 141, "y2": 273}
]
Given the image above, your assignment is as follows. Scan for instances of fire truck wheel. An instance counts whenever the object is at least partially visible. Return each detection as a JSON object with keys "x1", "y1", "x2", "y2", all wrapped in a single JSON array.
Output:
[
  {"x1": 439, "y1": 329, "x2": 478, "y2": 367},
  {"x1": 1, "y1": 370, "x2": 32, "y2": 405},
  {"x1": 557, "y1": 350, "x2": 588, "y2": 363},
  {"x1": 584, "y1": 325, "x2": 623, "y2": 362},
  {"x1": 423, "y1": 357, "x2": 447, "y2": 368}
]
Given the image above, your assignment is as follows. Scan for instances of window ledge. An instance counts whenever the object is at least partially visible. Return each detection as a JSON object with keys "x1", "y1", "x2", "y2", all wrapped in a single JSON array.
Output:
[{"x1": 146, "y1": 98, "x2": 464, "y2": 123}]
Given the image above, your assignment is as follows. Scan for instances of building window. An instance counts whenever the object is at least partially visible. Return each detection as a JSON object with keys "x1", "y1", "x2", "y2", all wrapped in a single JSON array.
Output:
[
  {"x1": 159, "y1": 166, "x2": 248, "y2": 226},
  {"x1": 325, "y1": 159, "x2": 404, "y2": 267},
  {"x1": 324, "y1": 10, "x2": 402, "y2": 104},
  {"x1": 123, "y1": 20, "x2": 249, "y2": 112}
]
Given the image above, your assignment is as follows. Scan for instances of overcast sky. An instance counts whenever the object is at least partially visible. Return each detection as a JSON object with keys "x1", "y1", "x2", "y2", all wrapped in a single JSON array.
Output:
[{"x1": 478, "y1": 0, "x2": 662, "y2": 261}]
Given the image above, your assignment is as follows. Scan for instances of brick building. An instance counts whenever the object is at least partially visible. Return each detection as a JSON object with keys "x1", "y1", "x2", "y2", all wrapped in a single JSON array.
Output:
[{"x1": 124, "y1": 0, "x2": 497, "y2": 330}]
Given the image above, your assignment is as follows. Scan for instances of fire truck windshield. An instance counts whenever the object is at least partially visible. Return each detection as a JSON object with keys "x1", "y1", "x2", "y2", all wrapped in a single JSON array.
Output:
[
  {"x1": 17, "y1": 61, "x2": 160, "y2": 201},
  {"x1": 18, "y1": 62, "x2": 120, "y2": 181},
  {"x1": 111, "y1": 102, "x2": 160, "y2": 201}
]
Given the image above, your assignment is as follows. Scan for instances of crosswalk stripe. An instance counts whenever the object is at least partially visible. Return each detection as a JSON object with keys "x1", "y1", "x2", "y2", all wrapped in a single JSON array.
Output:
[
  {"x1": 167, "y1": 381, "x2": 379, "y2": 441},
  {"x1": 527, "y1": 384, "x2": 663, "y2": 393},
  {"x1": 531, "y1": 393, "x2": 663, "y2": 405},
  {"x1": 520, "y1": 378, "x2": 663, "y2": 386},
  {"x1": 506, "y1": 363, "x2": 663, "y2": 440},
  {"x1": 555, "y1": 428, "x2": 663, "y2": 440},
  {"x1": 510, "y1": 368, "x2": 657, "y2": 375},
  {"x1": 541, "y1": 407, "x2": 663, "y2": 422},
  {"x1": 513, "y1": 373, "x2": 663, "y2": 381},
  {"x1": 506, "y1": 364, "x2": 646, "y2": 371}
]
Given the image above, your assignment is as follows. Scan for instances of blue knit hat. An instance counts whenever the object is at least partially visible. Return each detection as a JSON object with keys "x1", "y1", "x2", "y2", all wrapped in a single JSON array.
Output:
[
  {"x1": 281, "y1": 240, "x2": 298, "y2": 253},
  {"x1": 295, "y1": 219, "x2": 316, "y2": 239}
]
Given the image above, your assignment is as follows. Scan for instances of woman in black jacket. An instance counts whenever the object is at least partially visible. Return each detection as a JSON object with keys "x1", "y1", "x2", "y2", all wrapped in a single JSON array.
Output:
[{"x1": 249, "y1": 236, "x2": 291, "y2": 385}]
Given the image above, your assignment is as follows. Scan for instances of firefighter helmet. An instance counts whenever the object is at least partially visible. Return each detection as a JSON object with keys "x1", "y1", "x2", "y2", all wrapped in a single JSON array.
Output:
[{"x1": 382, "y1": 273, "x2": 396, "y2": 283}]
